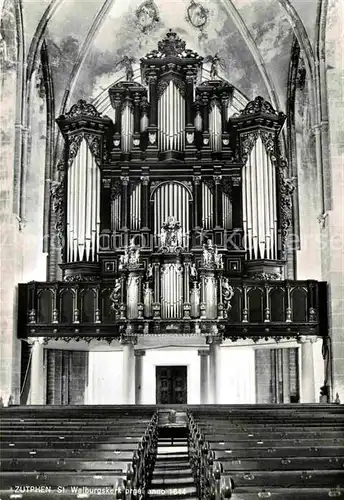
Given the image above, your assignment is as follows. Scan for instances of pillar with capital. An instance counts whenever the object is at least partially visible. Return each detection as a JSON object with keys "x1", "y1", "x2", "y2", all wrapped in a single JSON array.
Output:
[
  {"x1": 28, "y1": 337, "x2": 45, "y2": 405},
  {"x1": 207, "y1": 336, "x2": 222, "y2": 404},
  {"x1": 135, "y1": 350, "x2": 146, "y2": 404},
  {"x1": 298, "y1": 335, "x2": 318, "y2": 403},
  {"x1": 198, "y1": 349, "x2": 209, "y2": 404},
  {"x1": 121, "y1": 336, "x2": 137, "y2": 404}
]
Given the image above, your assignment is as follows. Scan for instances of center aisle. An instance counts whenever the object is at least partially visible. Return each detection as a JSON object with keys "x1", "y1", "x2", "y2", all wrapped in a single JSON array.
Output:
[{"x1": 148, "y1": 427, "x2": 198, "y2": 500}]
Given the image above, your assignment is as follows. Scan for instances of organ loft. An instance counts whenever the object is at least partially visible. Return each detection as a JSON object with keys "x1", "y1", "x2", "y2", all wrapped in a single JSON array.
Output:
[{"x1": 18, "y1": 30, "x2": 328, "y2": 406}]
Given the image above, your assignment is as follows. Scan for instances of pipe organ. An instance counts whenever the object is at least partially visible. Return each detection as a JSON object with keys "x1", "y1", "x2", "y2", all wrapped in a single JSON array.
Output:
[
  {"x1": 55, "y1": 30, "x2": 292, "y2": 323},
  {"x1": 66, "y1": 137, "x2": 100, "y2": 263},
  {"x1": 16, "y1": 28, "x2": 327, "y2": 405}
]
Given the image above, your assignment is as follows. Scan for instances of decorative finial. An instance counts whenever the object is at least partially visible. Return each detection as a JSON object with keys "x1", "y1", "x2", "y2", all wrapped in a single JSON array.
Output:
[{"x1": 157, "y1": 30, "x2": 186, "y2": 56}]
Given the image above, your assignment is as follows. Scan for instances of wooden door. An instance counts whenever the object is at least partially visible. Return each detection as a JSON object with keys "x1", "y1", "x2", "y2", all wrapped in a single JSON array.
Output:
[{"x1": 156, "y1": 366, "x2": 187, "y2": 404}]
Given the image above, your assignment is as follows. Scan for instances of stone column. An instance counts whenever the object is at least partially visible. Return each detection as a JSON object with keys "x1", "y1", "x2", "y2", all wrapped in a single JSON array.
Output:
[
  {"x1": 207, "y1": 336, "x2": 222, "y2": 404},
  {"x1": 198, "y1": 350, "x2": 209, "y2": 404},
  {"x1": 29, "y1": 337, "x2": 45, "y2": 405},
  {"x1": 298, "y1": 336, "x2": 317, "y2": 403},
  {"x1": 135, "y1": 350, "x2": 146, "y2": 404},
  {"x1": 121, "y1": 336, "x2": 137, "y2": 404}
]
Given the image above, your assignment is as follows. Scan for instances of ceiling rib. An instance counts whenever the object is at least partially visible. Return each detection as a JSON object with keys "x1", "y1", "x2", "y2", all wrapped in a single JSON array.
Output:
[
  {"x1": 276, "y1": 0, "x2": 315, "y2": 78},
  {"x1": 26, "y1": 0, "x2": 64, "y2": 80},
  {"x1": 219, "y1": 0, "x2": 281, "y2": 111}
]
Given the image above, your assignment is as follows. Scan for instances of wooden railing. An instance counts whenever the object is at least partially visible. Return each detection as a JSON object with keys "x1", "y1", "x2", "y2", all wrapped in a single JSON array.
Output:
[{"x1": 18, "y1": 279, "x2": 326, "y2": 340}]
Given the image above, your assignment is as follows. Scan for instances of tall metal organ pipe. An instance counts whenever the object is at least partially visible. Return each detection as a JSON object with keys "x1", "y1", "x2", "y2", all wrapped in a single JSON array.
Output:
[
  {"x1": 111, "y1": 194, "x2": 121, "y2": 232},
  {"x1": 130, "y1": 184, "x2": 141, "y2": 231},
  {"x1": 161, "y1": 263, "x2": 183, "y2": 319},
  {"x1": 153, "y1": 182, "x2": 190, "y2": 249},
  {"x1": 222, "y1": 193, "x2": 232, "y2": 230},
  {"x1": 242, "y1": 134, "x2": 278, "y2": 260},
  {"x1": 67, "y1": 139, "x2": 100, "y2": 262},
  {"x1": 158, "y1": 81, "x2": 185, "y2": 151},
  {"x1": 209, "y1": 102, "x2": 222, "y2": 152},
  {"x1": 121, "y1": 100, "x2": 134, "y2": 153},
  {"x1": 202, "y1": 182, "x2": 214, "y2": 230}
]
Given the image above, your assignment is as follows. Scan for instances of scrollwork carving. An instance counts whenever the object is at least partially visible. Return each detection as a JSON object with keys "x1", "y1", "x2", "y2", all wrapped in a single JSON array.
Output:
[
  {"x1": 260, "y1": 130, "x2": 277, "y2": 164},
  {"x1": 111, "y1": 180, "x2": 122, "y2": 200},
  {"x1": 63, "y1": 275, "x2": 100, "y2": 283},
  {"x1": 241, "y1": 96, "x2": 278, "y2": 116},
  {"x1": 65, "y1": 99, "x2": 101, "y2": 118},
  {"x1": 84, "y1": 133, "x2": 103, "y2": 165},
  {"x1": 157, "y1": 77, "x2": 185, "y2": 98},
  {"x1": 279, "y1": 168, "x2": 296, "y2": 260},
  {"x1": 241, "y1": 131, "x2": 259, "y2": 166},
  {"x1": 251, "y1": 272, "x2": 282, "y2": 281}
]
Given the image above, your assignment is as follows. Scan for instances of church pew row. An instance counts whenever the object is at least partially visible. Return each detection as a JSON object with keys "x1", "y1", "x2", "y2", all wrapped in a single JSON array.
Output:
[
  {"x1": 0, "y1": 410, "x2": 159, "y2": 500},
  {"x1": 187, "y1": 408, "x2": 344, "y2": 499},
  {"x1": 192, "y1": 428, "x2": 344, "y2": 439}
]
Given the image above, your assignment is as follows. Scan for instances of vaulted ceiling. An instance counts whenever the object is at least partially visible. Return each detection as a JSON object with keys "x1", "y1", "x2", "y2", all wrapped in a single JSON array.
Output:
[{"x1": 20, "y1": 0, "x2": 321, "y2": 116}]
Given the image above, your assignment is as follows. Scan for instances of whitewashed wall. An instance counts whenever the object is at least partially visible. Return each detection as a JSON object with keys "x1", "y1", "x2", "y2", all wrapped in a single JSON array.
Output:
[
  {"x1": 219, "y1": 347, "x2": 256, "y2": 404},
  {"x1": 87, "y1": 351, "x2": 123, "y2": 404}
]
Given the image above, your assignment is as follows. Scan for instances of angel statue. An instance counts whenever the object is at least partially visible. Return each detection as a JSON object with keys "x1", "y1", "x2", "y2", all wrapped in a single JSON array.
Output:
[
  {"x1": 110, "y1": 278, "x2": 122, "y2": 313},
  {"x1": 119, "y1": 238, "x2": 140, "y2": 270},
  {"x1": 202, "y1": 239, "x2": 222, "y2": 269},
  {"x1": 146, "y1": 263, "x2": 153, "y2": 280},
  {"x1": 190, "y1": 263, "x2": 198, "y2": 280},
  {"x1": 117, "y1": 56, "x2": 136, "y2": 82},
  {"x1": 128, "y1": 237, "x2": 140, "y2": 266},
  {"x1": 204, "y1": 53, "x2": 224, "y2": 80},
  {"x1": 222, "y1": 277, "x2": 234, "y2": 312}
]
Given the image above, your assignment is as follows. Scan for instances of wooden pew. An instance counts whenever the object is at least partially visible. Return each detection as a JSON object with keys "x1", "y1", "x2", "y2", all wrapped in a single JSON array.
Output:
[
  {"x1": 0, "y1": 407, "x2": 159, "y2": 500},
  {"x1": 187, "y1": 406, "x2": 344, "y2": 499}
]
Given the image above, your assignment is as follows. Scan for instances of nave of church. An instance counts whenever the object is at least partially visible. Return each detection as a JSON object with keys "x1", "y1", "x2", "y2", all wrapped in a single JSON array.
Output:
[{"x1": 1, "y1": 404, "x2": 344, "y2": 499}]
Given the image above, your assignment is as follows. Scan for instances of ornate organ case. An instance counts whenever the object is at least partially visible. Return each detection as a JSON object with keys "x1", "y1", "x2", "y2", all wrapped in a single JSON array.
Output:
[{"x1": 55, "y1": 30, "x2": 296, "y2": 327}]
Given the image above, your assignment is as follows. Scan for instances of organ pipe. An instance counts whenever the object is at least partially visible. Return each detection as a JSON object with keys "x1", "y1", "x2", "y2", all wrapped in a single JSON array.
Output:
[
  {"x1": 242, "y1": 133, "x2": 278, "y2": 260},
  {"x1": 67, "y1": 139, "x2": 100, "y2": 263},
  {"x1": 158, "y1": 81, "x2": 185, "y2": 151},
  {"x1": 222, "y1": 193, "x2": 232, "y2": 230},
  {"x1": 130, "y1": 184, "x2": 141, "y2": 231},
  {"x1": 202, "y1": 182, "x2": 213, "y2": 230},
  {"x1": 160, "y1": 263, "x2": 183, "y2": 319},
  {"x1": 121, "y1": 99, "x2": 134, "y2": 153},
  {"x1": 111, "y1": 194, "x2": 121, "y2": 232},
  {"x1": 209, "y1": 101, "x2": 222, "y2": 152}
]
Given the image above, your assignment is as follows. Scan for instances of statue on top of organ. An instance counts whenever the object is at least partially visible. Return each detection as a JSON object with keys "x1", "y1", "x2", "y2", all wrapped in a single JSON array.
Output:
[
  {"x1": 159, "y1": 216, "x2": 184, "y2": 253},
  {"x1": 55, "y1": 29, "x2": 294, "y2": 329}
]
